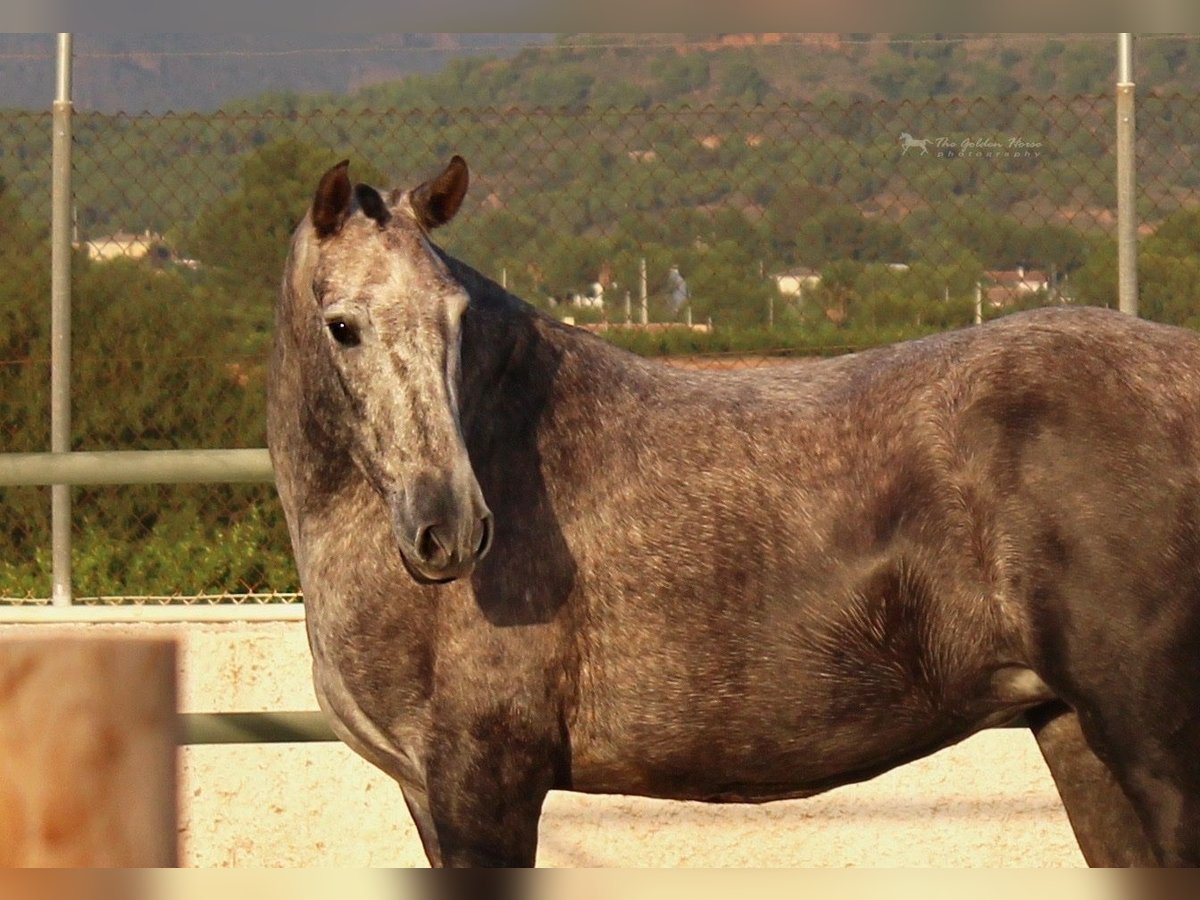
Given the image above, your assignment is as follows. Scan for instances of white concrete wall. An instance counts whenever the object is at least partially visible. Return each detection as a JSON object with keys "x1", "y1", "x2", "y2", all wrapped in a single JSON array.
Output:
[{"x1": 0, "y1": 620, "x2": 1086, "y2": 867}]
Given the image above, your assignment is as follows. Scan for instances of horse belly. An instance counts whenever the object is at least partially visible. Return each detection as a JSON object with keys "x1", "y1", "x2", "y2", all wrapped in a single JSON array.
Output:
[
  {"x1": 567, "y1": 700, "x2": 965, "y2": 803},
  {"x1": 567, "y1": 647, "x2": 1046, "y2": 803}
]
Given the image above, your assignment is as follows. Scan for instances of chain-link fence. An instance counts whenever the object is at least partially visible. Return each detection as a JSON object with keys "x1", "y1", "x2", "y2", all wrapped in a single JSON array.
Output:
[{"x1": 1, "y1": 35, "x2": 1198, "y2": 605}]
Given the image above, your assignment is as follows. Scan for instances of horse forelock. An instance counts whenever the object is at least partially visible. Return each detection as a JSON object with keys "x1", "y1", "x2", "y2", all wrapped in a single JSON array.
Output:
[{"x1": 284, "y1": 215, "x2": 320, "y2": 315}]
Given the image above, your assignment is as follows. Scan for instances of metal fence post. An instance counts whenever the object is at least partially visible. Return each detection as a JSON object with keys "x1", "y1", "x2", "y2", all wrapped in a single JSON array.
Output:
[
  {"x1": 50, "y1": 33, "x2": 74, "y2": 606},
  {"x1": 639, "y1": 257, "x2": 648, "y2": 325},
  {"x1": 1116, "y1": 33, "x2": 1139, "y2": 317}
]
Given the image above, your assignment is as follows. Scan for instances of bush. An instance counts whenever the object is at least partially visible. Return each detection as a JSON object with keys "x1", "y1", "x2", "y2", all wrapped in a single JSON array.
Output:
[{"x1": 0, "y1": 490, "x2": 297, "y2": 600}]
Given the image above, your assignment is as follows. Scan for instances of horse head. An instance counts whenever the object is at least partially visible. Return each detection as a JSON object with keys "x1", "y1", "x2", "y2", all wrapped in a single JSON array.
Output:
[{"x1": 287, "y1": 156, "x2": 492, "y2": 584}]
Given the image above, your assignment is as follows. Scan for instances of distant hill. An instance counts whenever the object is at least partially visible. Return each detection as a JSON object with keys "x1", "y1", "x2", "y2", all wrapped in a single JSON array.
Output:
[
  {"x1": 3, "y1": 34, "x2": 1199, "y2": 116},
  {"x1": 349, "y1": 32, "x2": 1195, "y2": 109},
  {"x1": 0, "y1": 34, "x2": 554, "y2": 113}
]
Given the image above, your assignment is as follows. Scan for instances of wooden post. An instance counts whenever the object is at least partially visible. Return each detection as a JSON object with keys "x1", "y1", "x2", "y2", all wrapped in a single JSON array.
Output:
[{"x1": 0, "y1": 637, "x2": 177, "y2": 866}]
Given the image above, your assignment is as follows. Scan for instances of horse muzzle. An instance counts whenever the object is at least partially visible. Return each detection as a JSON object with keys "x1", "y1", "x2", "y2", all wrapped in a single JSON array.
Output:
[{"x1": 386, "y1": 468, "x2": 493, "y2": 584}]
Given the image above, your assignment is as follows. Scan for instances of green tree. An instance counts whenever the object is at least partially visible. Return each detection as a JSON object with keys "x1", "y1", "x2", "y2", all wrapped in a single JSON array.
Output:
[
  {"x1": 1075, "y1": 209, "x2": 1200, "y2": 326},
  {"x1": 929, "y1": 209, "x2": 1088, "y2": 275},
  {"x1": 719, "y1": 60, "x2": 770, "y2": 105},
  {"x1": 999, "y1": 48, "x2": 1023, "y2": 69},
  {"x1": 1141, "y1": 252, "x2": 1200, "y2": 327},
  {"x1": 1061, "y1": 44, "x2": 1114, "y2": 95},
  {"x1": 186, "y1": 138, "x2": 383, "y2": 299},
  {"x1": 0, "y1": 227, "x2": 299, "y2": 598},
  {"x1": 1146, "y1": 207, "x2": 1200, "y2": 258},
  {"x1": 970, "y1": 63, "x2": 1021, "y2": 98},
  {"x1": 794, "y1": 206, "x2": 911, "y2": 267},
  {"x1": 0, "y1": 175, "x2": 52, "y2": 456},
  {"x1": 526, "y1": 70, "x2": 595, "y2": 110},
  {"x1": 871, "y1": 53, "x2": 956, "y2": 101},
  {"x1": 0, "y1": 179, "x2": 50, "y2": 335},
  {"x1": 591, "y1": 80, "x2": 650, "y2": 109},
  {"x1": 650, "y1": 52, "x2": 711, "y2": 101}
]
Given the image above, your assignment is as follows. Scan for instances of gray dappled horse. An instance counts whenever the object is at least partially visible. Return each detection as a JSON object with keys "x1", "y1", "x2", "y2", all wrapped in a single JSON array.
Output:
[{"x1": 268, "y1": 156, "x2": 1200, "y2": 867}]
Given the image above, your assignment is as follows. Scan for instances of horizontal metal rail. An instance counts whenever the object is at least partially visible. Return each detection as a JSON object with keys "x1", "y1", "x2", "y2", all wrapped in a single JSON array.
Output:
[
  {"x1": 182, "y1": 710, "x2": 335, "y2": 744},
  {"x1": 178, "y1": 710, "x2": 1026, "y2": 746},
  {"x1": 0, "y1": 448, "x2": 273, "y2": 487},
  {"x1": 0, "y1": 602, "x2": 305, "y2": 623}
]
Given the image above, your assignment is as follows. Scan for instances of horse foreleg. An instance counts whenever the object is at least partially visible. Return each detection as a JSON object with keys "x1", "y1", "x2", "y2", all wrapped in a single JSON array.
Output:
[
  {"x1": 1027, "y1": 702, "x2": 1159, "y2": 866},
  {"x1": 400, "y1": 784, "x2": 444, "y2": 867},
  {"x1": 423, "y1": 711, "x2": 559, "y2": 867}
]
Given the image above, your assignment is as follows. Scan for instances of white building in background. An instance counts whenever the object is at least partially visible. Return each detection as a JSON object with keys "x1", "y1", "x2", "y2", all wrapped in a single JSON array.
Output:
[
  {"x1": 983, "y1": 266, "x2": 1051, "y2": 307},
  {"x1": 771, "y1": 266, "x2": 822, "y2": 298},
  {"x1": 77, "y1": 229, "x2": 168, "y2": 263}
]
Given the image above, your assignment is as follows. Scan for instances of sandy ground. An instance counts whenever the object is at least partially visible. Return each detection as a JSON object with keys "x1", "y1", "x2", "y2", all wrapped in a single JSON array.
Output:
[
  {"x1": 180, "y1": 734, "x2": 1084, "y2": 867},
  {"x1": 0, "y1": 621, "x2": 1086, "y2": 867}
]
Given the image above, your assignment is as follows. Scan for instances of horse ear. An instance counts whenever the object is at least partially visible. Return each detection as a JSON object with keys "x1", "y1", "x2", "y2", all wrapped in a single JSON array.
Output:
[
  {"x1": 410, "y1": 155, "x2": 469, "y2": 230},
  {"x1": 312, "y1": 160, "x2": 352, "y2": 239},
  {"x1": 355, "y1": 183, "x2": 391, "y2": 228}
]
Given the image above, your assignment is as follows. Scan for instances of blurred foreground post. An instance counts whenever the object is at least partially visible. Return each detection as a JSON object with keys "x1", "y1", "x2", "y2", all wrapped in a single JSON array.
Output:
[{"x1": 0, "y1": 638, "x2": 178, "y2": 866}]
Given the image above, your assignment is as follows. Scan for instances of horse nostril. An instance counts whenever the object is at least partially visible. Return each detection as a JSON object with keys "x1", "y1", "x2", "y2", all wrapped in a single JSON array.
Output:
[
  {"x1": 413, "y1": 515, "x2": 488, "y2": 574},
  {"x1": 475, "y1": 513, "x2": 493, "y2": 558},
  {"x1": 415, "y1": 524, "x2": 450, "y2": 567}
]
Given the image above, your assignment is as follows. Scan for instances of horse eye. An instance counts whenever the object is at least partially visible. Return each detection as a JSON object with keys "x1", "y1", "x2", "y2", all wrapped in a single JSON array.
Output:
[{"x1": 327, "y1": 319, "x2": 360, "y2": 347}]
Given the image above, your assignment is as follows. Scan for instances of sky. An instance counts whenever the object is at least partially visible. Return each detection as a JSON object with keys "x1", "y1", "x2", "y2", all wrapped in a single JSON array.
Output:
[{"x1": 3, "y1": 3, "x2": 1199, "y2": 32}]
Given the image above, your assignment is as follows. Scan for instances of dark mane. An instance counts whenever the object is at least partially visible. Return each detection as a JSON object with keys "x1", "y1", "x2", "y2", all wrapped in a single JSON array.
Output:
[
  {"x1": 435, "y1": 247, "x2": 528, "y2": 320},
  {"x1": 437, "y1": 245, "x2": 647, "y2": 369},
  {"x1": 437, "y1": 245, "x2": 664, "y2": 431}
]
